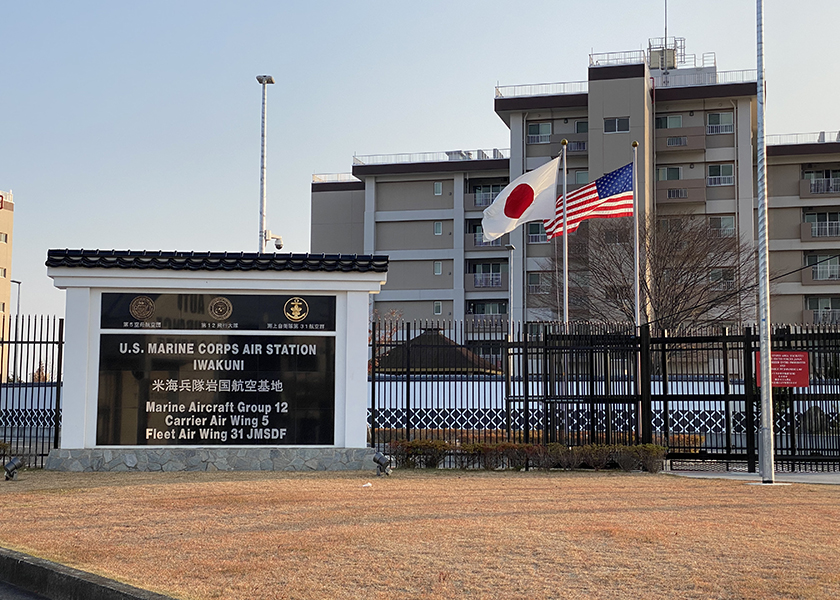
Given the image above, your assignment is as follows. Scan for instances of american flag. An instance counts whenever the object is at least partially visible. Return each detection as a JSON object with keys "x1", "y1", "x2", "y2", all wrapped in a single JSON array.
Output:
[{"x1": 544, "y1": 163, "x2": 634, "y2": 238}]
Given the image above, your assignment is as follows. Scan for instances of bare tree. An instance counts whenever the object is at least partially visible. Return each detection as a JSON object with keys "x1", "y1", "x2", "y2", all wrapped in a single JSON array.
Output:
[{"x1": 531, "y1": 214, "x2": 757, "y2": 330}]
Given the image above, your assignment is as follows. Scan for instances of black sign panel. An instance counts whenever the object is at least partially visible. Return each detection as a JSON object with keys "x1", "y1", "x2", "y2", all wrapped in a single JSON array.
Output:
[
  {"x1": 101, "y1": 293, "x2": 336, "y2": 332},
  {"x1": 97, "y1": 334, "x2": 335, "y2": 445}
]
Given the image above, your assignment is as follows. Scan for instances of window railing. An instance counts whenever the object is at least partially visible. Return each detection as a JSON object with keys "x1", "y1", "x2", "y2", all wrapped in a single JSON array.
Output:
[
  {"x1": 567, "y1": 141, "x2": 587, "y2": 152},
  {"x1": 811, "y1": 221, "x2": 840, "y2": 237},
  {"x1": 666, "y1": 136, "x2": 688, "y2": 147},
  {"x1": 474, "y1": 273, "x2": 502, "y2": 288},
  {"x1": 707, "y1": 124, "x2": 735, "y2": 135},
  {"x1": 809, "y1": 178, "x2": 840, "y2": 194},
  {"x1": 708, "y1": 175, "x2": 735, "y2": 187},
  {"x1": 474, "y1": 191, "x2": 497, "y2": 207},
  {"x1": 473, "y1": 233, "x2": 501, "y2": 247},
  {"x1": 812, "y1": 264, "x2": 840, "y2": 281},
  {"x1": 711, "y1": 280, "x2": 736, "y2": 291},
  {"x1": 666, "y1": 188, "x2": 688, "y2": 199},
  {"x1": 527, "y1": 134, "x2": 551, "y2": 144},
  {"x1": 814, "y1": 309, "x2": 840, "y2": 324},
  {"x1": 710, "y1": 226, "x2": 736, "y2": 238},
  {"x1": 528, "y1": 233, "x2": 548, "y2": 243},
  {"x1": 653, "y1": 69, "x2": 756, "y2": 89},
  {"x1": 528, "y1": 284, "x2": 550, "y2": 294}
]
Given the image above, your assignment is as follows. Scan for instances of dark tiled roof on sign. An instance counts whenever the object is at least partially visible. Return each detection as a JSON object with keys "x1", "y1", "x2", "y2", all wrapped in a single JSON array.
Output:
[{"x1": 46, "y1": 250, "x2": 389, "y2": 273}]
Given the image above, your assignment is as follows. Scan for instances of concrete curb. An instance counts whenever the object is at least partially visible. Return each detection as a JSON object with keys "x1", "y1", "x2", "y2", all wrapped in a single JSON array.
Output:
[{"x1": 0, "y1": 547, "x2": 176, "y2": 600}]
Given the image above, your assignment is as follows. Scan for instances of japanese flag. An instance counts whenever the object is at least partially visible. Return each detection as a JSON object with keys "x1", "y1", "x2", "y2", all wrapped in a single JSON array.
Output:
[{"x1": 481, "y1": 157, "x2": 559, "y2": 242}]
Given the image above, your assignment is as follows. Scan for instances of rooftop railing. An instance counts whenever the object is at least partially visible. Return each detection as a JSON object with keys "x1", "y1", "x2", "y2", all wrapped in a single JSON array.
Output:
[
  {"x1": 496, "y1": 69, "x2": 756, "y2": 99},
  {"x1": 766, "y1": 131, "x2": 840, "y2": 146},
  {"x1": 353, "y1": 148, "x2": 510, "y2": 166},
  {"x1": 311, "y1": 173, "x2": 360, "y2": 183},
  {"x1": 495, "y1": 80, "x2": 588, "y2": 98}
]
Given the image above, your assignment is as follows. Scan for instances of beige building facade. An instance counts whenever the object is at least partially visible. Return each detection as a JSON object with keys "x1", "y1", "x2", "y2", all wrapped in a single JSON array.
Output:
[
  {"x1": 311, "y1": 39, "x2": 840, "y2": 325},
  {"x1": 0, "y1": 191, "x2": 13, "y2": 318}
]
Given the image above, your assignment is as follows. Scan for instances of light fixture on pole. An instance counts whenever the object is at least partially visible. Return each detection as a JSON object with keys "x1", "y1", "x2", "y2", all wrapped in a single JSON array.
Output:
[
  {"x1": 256, "y1": 74, "x2": 275, "y2": 253},
  {"x1": 10, "y1": 280, "x2": 20, "y2": 319}
]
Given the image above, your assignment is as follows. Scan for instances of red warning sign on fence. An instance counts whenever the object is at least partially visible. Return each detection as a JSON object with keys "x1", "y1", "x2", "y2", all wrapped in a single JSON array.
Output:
[{"x1": 755, "y1": 351, "x2": 810, "y2": 387}]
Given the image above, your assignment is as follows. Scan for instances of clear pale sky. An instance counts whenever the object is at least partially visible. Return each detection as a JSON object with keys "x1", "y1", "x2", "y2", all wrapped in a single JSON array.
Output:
[{"x1": 2, "y1": 1, "x2": 838, "y2": 316}]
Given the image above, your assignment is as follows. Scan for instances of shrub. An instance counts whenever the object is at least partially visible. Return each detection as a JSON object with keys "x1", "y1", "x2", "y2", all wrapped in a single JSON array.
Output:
[
  {"x1": 580, "y1": 444, "x2": 612, "y2": 471},
  {"x1": 635, "y1": 444, "x2": 667, "y2": 473},
  {"x1": 455, "y1": 443, "x2": 481, "y2": 469},
  {"x1": 612, "y1": 445, "x2": 640, "y2": 472},
  {"x1": 389, "y1": 439, "x2": 452, "y2": 468}
]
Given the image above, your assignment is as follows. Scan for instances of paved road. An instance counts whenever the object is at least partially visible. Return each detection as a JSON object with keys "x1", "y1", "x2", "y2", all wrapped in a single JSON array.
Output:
[{"x1": 0, "y1": 581, "x2": 50, "y2": 600}]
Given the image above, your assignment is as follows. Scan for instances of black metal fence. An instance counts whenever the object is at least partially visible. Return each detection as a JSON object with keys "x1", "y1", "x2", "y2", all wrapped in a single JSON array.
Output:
[
  {"x1": 0, "y1": 316, "x2": 64, "y2": 469},
  {"x1": 369, "y1": 320, "x2": 840, "y2": 472}
]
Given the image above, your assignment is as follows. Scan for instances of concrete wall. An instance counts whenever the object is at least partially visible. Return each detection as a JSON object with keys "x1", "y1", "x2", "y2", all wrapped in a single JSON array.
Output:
[
  {"x1": 385, "y1": 259, "x2": 453, "y2": 290},
  {"x1": 377, "y1": 180, "x2": 454, "y2": 211},
  {"x1": 310, "y1": 188, "x2": 365, "y2": 254},
  {"x1": 375, "y1": 220, "x2": 454, "y2": 251}
]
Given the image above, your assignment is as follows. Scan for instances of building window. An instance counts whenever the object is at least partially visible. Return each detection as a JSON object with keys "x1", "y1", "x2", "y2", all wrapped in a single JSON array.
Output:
[
  {"x1": 433, "y1": 301, "x2": 442, "y2": 315},
  {"x1": 655, "y1": 115, "x2": 683, "y2": 129},
  {"x1": 666, "y1": 136, "x2": 688, "y2": 147},
  {"x1": 708, "y1": 164, "x2": 734, "y2": 186},
  {"x1": 808, "y1": 297, "x2": 840, "y2": 323},
  {"x1": 0, "y1": 302, "x2": 4, "y2": 313},
  {"x1": 472, "y1": 183, "x2": 504, "y2": 207},
  {"x1": 709, "y1": 215, "x2": 736, "y2": 238},
  {"x1": 434, "y1": 261, "x2": 442, "y2": 276},
  {"x1": 0, "y1": 233, "x2": 7, "y2": 243},
  {"x1": 710, "y1": 268, "x2": 735, "y2": 291},
  {"x1": 575, "y1": 170, "x2": 589, "y2": 185},
  {"x1": 0, "y1": 268, "x2": 6, "y2": 278},
  {"x1": 471, "y1": 262, "x2": 503, "y2": 288},
  {"x1": 467, "y1": 301, "x2": 507, "y2": 315},
  {"x1": 575, "y1": 120, "x2": 588, "y2": 134},
  {"x1": 527, "y1": 122, "x2": 551, "y2": 144},
  {"x1": 434, "y1": 221, "x2": 442, "y2": 235},
  {"x1": 434, "y1": 181, "x2": 443, "y2": 195},
  {"x1": 604, "y1": 117, "x2": 630, "y2": 133},
  {"x1": 528, "y1": 272, "x2": 549, "y2": 294},
  {"x1": 666, "y1": 188, "x2": 688, "y2": 199},
  {"x1": 657, "y1": 166, "x2": 682, "y2": 181},
  {"x1": 527, "y1": 222, "x2": 547, "y2": 244},
  {"x1": 807, "y1": 254, "x2": 840, "y2": 281},
  {"x1": 804, "y1": 211, "x2": 840, "y2": 237},
  {"x1": 707, "y1": 112, "x2": 734, "y2": 134},
  {"x1": 803, "y1": 169, "x2": 840, "y2": 194}
]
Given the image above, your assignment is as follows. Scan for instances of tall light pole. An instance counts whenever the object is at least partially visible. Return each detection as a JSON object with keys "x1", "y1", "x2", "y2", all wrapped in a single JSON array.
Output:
[{"x1": 256, "y1": 75, "x2": 275, "y2": 253}]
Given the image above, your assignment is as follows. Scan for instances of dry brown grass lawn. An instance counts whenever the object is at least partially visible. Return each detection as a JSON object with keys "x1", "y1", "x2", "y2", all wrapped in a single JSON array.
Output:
[{"x1": 0, "y1": 469, "x2": 838, "y2": 599}]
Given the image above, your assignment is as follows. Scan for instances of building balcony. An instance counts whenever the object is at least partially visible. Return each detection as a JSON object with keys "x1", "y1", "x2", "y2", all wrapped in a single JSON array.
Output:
[
  {"x1": 655, "y1": 126, "x2": 705, "y2": 152},
  {"x1": 802, "y1": 264, "x2": 840, "y2": 285},
  {"x1": 801, "y1": 222, "x2": 840, "y2": 241},
  {"x1": 800, "y1": 178, "x2": 840, "y2": 199},
  {"x1": 465, "y1": 232, "x2": 509, "y2": 250},
  {"x1": 709, "y1": 226, "x2": 736, "y2": 238},
  {"x1": 467, "y1": 273, "x2": 507, "y2": 291},
  {"x1": 706, "y1": 124, "x2": 735, "y2": 135},
  {"x1": 527, "y1": 134, "x2": 551, "y2": 144},
  {"x1": 528, "y1": 284, "x2": 551, "y2": 295},
  {"x1": 803, "y1": 309, "x2": 840, "y2": 324},
  {"x1": 656, "y1": 179, "x2": 706, "y2": 204}
]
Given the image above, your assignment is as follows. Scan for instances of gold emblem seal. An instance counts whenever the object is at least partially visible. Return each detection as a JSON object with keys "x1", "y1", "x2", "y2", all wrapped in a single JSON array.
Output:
[
  {"x1": 129, "y1": 296, "x2": 155, "y2": 321},
  {"x1": 208, "y1": 297, "x2": 233, "y2": 321},
  {"x1": 284, "y1": 297, "x2": 309, "y2": 322}
]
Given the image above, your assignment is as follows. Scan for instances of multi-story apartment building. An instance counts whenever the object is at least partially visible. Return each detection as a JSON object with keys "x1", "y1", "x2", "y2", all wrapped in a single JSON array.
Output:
[
  {"x1": 311, "y1": 38, "x2": 840, "y2": 325},
  {"x1": 0, "y1": 190, "x2": 13, "y2": 317}
]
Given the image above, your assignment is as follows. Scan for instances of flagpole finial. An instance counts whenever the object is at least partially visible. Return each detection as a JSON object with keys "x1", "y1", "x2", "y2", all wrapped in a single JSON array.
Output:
[
  {"x1": 560, "y1": 139, "x2": 568, "y2": 146},
  {"x1": 631, "y1": 140, "x2": 639, "y2": 148}
]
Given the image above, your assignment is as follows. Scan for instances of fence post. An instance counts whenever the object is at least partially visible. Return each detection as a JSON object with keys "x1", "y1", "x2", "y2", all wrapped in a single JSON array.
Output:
[
  {"x1": 369, "y1": 320, "x2": 377, "y2": 450},
  {"x1": 522, "y1": 323, "x2": 530, "y2": 445},
  {"x1": 53, "y1": 318, "x2": 65, "y2": 450},
  {"x1": 744, "y1": 326, "x2": 757, "y2": 473},
  {"x1": 640, "y1": 324, "x2": 653, "y2": 444},
  {"x1": 404, "y1": 321, "x2": 412, "y2": 441},
  {"x1": 661, "y1": 329, "x2": 669, "y2": 449}
]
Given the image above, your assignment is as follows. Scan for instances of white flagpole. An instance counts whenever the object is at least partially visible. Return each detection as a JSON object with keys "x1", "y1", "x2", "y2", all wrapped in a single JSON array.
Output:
[
  {"x1": 561, "y1": 140, "x2": 569, "y2": 324},
  {"x1": 632, "y1": 141, "x2": 640, "y2": 328},
  {"x1": 756, "y1": 0, "x2": 775, "y2": 483}
]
